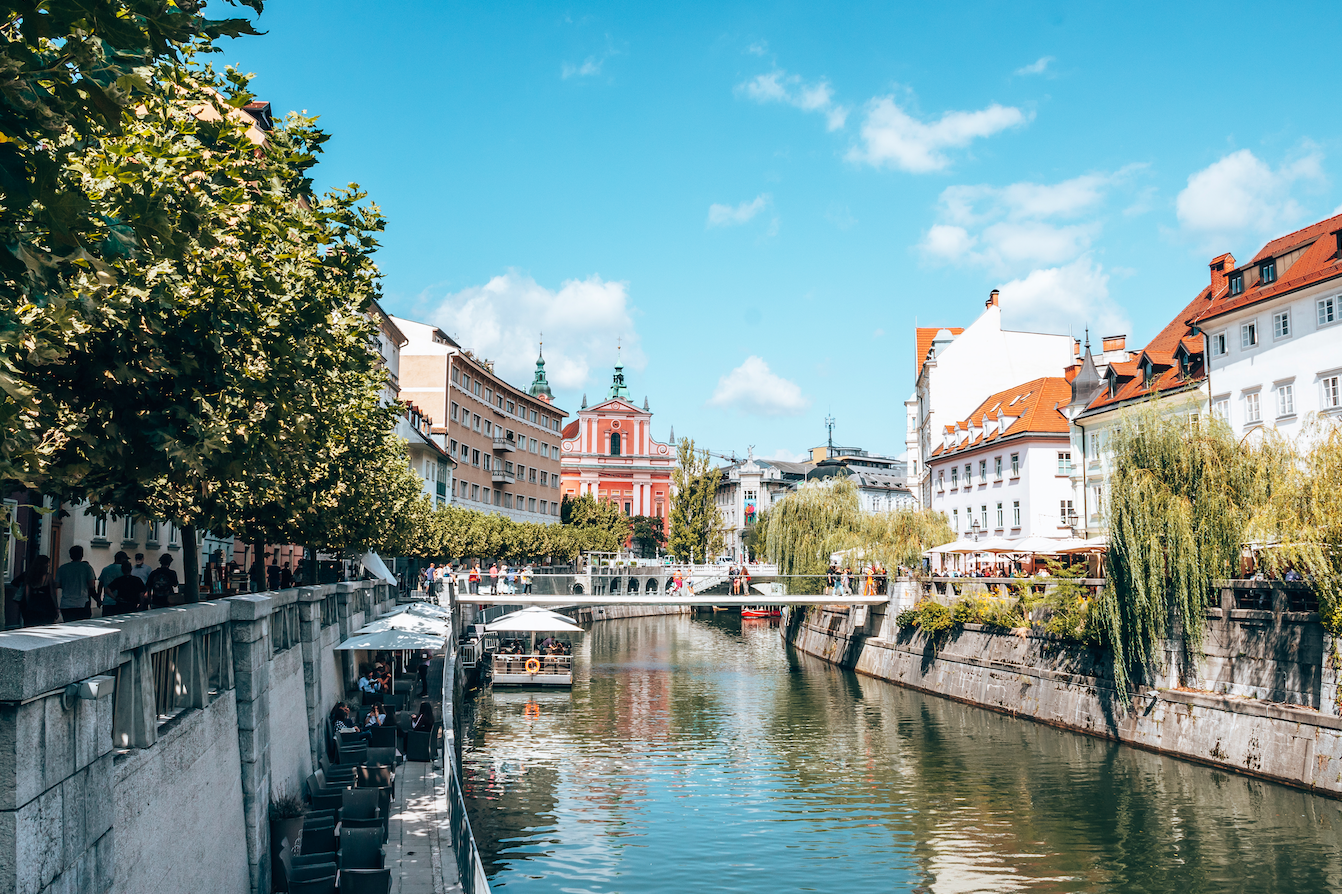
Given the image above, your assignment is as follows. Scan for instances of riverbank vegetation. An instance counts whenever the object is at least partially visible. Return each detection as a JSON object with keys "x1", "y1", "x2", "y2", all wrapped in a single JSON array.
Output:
[{"x1": 762, "y1": 477, "x2": 953, "y2": 583}]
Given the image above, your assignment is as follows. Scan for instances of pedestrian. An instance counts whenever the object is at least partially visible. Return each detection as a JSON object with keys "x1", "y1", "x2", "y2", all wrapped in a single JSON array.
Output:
[
  {"x1": 106, "y1": 560, "x2": 147, "y2": 613},
  {"x1": 145, "y1": 555, "x2": 179, "y2": 608},
  {"x1": 523, "y1": 565, "x2": 533, "y2": 595},
  {"x1": 99, "y1": 550, "x2": 130, "y2": 615},
  {"x1": 280, "y1": 562, "x2": 294, "y2": 589},
  {"x1": 826, "y1": 564, "x2": 838, "y2": 597},
  {"x1": 836, "y1": 567, "x2": 850, "y2": 598},
  {"x1": 417, "y1": 659, "x2": 430, "y2": 696},
  {"x1": 20, "y1": 555, "x2": 58, "y2": 626},
  {"x1": 469, "y1": 563, "x2": 481, "y2": 595},
  {"x1": 55, "y1": 545, "x2": 97, "y2": 622},
  {"x1": 248, "y1": 555, "x2": 265, "y2": 592},
  {"x1": 131, "y1": 552, "x2": 151, "y2": 584},
  {"x1": 489, "y1": 562, "x2": 499, "y2": 594},
  {"x1": 267, "y1": 559, "x2": 280, "y2": 591}
]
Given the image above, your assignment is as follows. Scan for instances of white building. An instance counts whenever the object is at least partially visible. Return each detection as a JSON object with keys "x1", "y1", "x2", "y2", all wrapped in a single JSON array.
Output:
[
  {"x1": 715, "y1": 455, "x2": 812, "y2": 561},
  {"x1": 1191, "y1": 216, "x2": 1342, "y2": 440},
  {"x1": 928, "y1": 377, "x2": 1078, "y2": 545},
  {"x1": 906, "y1": 290, "x2": 1077, "y2": 506}
]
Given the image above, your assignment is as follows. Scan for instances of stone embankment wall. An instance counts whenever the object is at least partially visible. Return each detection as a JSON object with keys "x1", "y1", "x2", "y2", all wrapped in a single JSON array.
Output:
[
  {"x1": 0, "y1": 581, "x2": 401, "y2": 894},
  {"x1": 785, "y1": 580, "x2": 1342, "y2": 799},
  {"x1": 567, "y1": 604, "x2": 692, "y2": 624}
]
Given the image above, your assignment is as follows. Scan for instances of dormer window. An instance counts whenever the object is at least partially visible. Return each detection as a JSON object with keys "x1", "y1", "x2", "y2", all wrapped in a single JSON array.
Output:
[
  {"x1": 1260, "y1": 258, "x2": 1276, "y2": 285},
  {"x1": 1107, "y1": 372, "x2": 1119, "y2": 399},
  {"x1": 1141, "y1": 358, "x2": 1155, "y2": 388},
  {"x1": 1228, "y1": 272, "x2": 1244, "y2": 295}
]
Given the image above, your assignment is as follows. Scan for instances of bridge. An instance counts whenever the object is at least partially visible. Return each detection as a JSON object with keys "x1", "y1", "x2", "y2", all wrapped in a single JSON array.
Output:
[{"x1": 464, "y1": 591, "x2": 888, "y2": 606}]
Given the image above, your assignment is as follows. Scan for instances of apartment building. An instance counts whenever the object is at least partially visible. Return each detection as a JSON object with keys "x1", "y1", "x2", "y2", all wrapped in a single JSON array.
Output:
[{"x1": 394, "y1": 318, "x2": 566, "y2": 523}]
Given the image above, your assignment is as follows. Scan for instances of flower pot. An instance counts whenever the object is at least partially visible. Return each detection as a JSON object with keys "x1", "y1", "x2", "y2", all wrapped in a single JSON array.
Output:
[{"x1": 270, "y1": 816, "x2": 305, "y2": 891}]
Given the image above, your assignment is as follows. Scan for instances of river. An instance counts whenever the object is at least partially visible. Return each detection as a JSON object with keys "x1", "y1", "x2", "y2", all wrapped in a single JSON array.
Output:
[{"x1": 461, "y1": 613, "x2": 1342, "y2": 893}]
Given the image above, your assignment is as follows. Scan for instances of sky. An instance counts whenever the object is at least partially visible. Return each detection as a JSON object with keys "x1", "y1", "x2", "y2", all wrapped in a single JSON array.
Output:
[{"x1": 223, "y1": 1, "x2": 1342, "y2": 462}]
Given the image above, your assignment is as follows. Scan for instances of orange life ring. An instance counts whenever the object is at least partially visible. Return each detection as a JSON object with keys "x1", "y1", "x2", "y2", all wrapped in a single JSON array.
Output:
[{"x1": 525, "y1": 657, "x2": 541, "y2": 674}]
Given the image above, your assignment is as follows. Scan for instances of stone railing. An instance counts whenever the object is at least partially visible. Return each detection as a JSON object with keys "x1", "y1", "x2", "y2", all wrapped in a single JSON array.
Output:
[{"x1": 0, "y1": 580, "x2": 400, "y2": 894}]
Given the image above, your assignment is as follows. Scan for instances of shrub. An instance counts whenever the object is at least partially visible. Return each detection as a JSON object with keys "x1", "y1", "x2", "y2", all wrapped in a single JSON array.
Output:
[{"x1": 914, "y1": 600, "x2": 955, "y2": 636}]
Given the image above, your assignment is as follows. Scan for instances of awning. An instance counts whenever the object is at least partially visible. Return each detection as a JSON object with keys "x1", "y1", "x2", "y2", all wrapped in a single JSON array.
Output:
[
  {"x1": 485, "y1": 606, "x2": 583, "y2": 633},
  {"x1": 359, "y1": 611, "x2": 452, "y2": 637},
  {"x1": 1056, "y1": 535, "x2": 1108, "y2": 554},
  {"x1": 361, "y1": 551, "x2": 397, "y2": 585},
  {"x1": 334, "y1": 628, "x2": 445, "y2": 651},
  {"x1": 1007, "y1": 535, "x2": 1091, "y2": 554}
]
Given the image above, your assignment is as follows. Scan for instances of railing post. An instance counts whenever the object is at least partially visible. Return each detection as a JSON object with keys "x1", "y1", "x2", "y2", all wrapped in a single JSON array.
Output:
[{"x1": 227, "y1": 594, "x2": 276, "y2": 894}]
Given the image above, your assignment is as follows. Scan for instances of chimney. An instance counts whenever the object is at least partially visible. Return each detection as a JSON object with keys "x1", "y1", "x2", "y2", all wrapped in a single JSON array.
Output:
[
  {"x1": 986, "y1": 289, "x2": 1000, "y2": 309},
  {"x1": 1101, "y1": 335, "x2": 1126, "y2": 353},
  {"x1": 1208, "y1": 252, "x2": 1235, "y2": 295}
]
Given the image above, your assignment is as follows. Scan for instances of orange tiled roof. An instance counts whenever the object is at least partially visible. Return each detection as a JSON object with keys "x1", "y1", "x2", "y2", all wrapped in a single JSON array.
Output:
[
  {"x1": 561, "y1": 420, "x2": 579, "y2": 440},
  {"x1": 915, "y1": 326, "x2": 965, "y2": 377},
  {"x1": 1196, "y1": 214, "x2": 1342, "y2": 324},
  {"x1": 1081, "y1": 290, "x2": 1207, "y2": 414},
  {"x1": 930, "y1": 377, "x2": 1072, "y2": 459}
]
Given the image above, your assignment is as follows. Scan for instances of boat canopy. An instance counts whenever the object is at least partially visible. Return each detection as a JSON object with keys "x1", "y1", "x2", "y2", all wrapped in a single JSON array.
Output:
[{"x1": 485, "y1": 606, "x2": 583, "y2": 633}]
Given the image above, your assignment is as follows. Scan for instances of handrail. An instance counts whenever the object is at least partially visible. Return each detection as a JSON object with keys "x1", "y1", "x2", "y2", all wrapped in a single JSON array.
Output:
[{"x1": 440, "y1": 623, "x2": 491, "y2": 892}]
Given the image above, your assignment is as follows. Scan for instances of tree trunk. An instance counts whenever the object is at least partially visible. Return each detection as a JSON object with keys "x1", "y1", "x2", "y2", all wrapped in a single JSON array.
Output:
[
  {"x1": 307, "y1": 544, "x2": 318, "y2": 587},
  {"x1": 182, "y1": 526, "x2": 200, "y2": 603}
]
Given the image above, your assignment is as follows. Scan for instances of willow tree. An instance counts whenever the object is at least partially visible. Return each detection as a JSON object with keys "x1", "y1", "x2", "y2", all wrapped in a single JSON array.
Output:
[
  {"x1": 1100, "y1": 406, "x2": 1281, "y2": 698},
  {"x1": 1252, "y1": 419, "x2": 1342, "y2": 632}
]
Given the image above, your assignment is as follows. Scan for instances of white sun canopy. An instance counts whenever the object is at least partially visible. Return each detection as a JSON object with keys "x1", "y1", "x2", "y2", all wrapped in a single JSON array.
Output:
[
  {"x1": 334, "y1": 628, "x2": 445, "y2": 652},
  {"x1": 360, "y1": 551, "x2": 397, "y2": 585},
  {"x1": 485, "y1": 606, "x2": 583, "y2": 633}
]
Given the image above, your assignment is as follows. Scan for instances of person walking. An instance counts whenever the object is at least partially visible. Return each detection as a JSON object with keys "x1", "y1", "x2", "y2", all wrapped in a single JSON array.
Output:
[
  {"x1": 131, "y1": 553, "x2": 151, "y2": 585},
  {"x1": 489, "y1": 562, "x2": 499, "y2": 595},
  {"x1": 55, "y1": 545, "x2": 97, "y2": 622},
  {"x1": 280, "y1": 563, "x2": 294, "y2": 589},
  {"x1": 98, "y1": 550, "x2": 130, "y2": 615},
  {"x1": 826, "y1": 564, "x2": 838, "y2": 597},
  {"x1": 21, "y1": 555, "x2": 58, "y2": 626},
  {"x1": 468, "y1": 563, "x2": 481, "y2": 596},
  {"x1": 106, "y1": 560, "x2": 147, "y2": 613},
  {"x1": 248, "y1": 554, "x2": 265, "y2": 592},
  {"x1": 522, "y1": 565, "x2": 533, "y2": 595},
  {"x1": 836, "y1": 567, "x2": 850, "y2": 598},
  {"x1": 266, "y1": 559, "x2": 280, "y2": 591},
  {"x1": 146, "y1": 555, "x2": 179, "y2": 608}
]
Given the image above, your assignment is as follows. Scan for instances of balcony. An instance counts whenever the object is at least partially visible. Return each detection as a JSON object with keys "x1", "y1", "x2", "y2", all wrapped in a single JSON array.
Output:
[
  {"x1": 492, "y1": 471, "x2": 515, "y2": 485},
  {"x1": 492, "y1": 436, "x2": 516, "y2": 453}
]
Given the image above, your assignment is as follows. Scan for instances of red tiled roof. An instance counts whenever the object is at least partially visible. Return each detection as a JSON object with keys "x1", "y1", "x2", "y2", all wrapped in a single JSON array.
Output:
[
  {"x1": 915, "y1": 326, "x2": 965, "y2": 377},
  {"x1": 930, "y1": 377, "x2": 1072, "y2": 459},
  {"x1": 1082, "y1": 290, "x2": 1207, "y2": 414},
  {"x1": 1196, "y1": 214, "x2": 1342, "y2": 323},
  {"x1": 561, "y1": 420, "x2": 579, "y2": 440}
]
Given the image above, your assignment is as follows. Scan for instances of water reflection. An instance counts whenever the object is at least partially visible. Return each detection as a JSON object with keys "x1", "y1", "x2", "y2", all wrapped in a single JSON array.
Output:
[{"x1": 462, "y1": 614, "x2": 1342, "y2": 893}]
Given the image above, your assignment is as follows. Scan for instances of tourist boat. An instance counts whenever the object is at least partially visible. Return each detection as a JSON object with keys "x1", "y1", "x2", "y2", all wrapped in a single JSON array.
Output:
[
  {"x1": 741, "y1": 606, "x2": 781, "y2": 618},
  {"x1": 484, "y1": 606, "x2": 583, "y2": 687}
]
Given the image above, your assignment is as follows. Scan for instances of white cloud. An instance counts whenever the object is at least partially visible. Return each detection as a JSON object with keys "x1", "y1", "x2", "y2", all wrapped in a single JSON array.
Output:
[
  {"x1": 562, "y1": 56, "x2": 603, "y2": 79},
  {"x1": 997, "y1": 257, "x2": 1128, "y2": 337},
  {"x1": 1015, "y1": 56, "x2": 1054, "y2": 76},
  {"x1": 737, "y1": 69, "x2": 849, "y2": 131},
  {"x1": 707, "y1": 194, "x2": 771, "y2": 228},
  {"x1": 746, "y1": 40, "x2": 768, "y2": 57},
  {"x1": 920, "y1": 171, "x2": 1123, "y2": 273},
  {"x1": 707, "y1": 356, "x2": 810, "y2": 416},
  {"x1": 428, "y1": 271, "x2": 642, "y2": 392},
  {"x1": 1176, "y1": 149, "x2": 1324, "y2": 247},
  {"x1": 847, "y1": 97, "x2": 1029, "y2": 173}
]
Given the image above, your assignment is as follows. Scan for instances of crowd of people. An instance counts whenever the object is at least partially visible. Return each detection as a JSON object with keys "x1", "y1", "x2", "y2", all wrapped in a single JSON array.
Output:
[
  {"x1": 6, "y1": 546, "x2": 187, "y2": 626},
  {"x1": 824, "y1": 563, "x2": 891, "y2": 598},
  {"x1": 417, "y1": 561, "x2": 540, "y2": 598},
  {"x1": 498, "y1": 637, "x2": 572, "y2": 656}
]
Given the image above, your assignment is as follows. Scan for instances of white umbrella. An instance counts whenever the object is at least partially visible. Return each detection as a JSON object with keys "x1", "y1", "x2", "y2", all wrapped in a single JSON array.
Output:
[
  {"x1": 1009, "y1": 535, "x2": 1090, "y2": 555},
  {"x1": 359, "y1": 611, "x2": 452, "y2": 637},
  {"x1": 485, "y1": 606, "x2": 583, "y2": 633},
  {"x1": 1056, "y1": 535, "x2": 1108, "y2": 554},
  {"x1": 360, "y1": 551, "x2": 397, "y2": 585},
  {"x1": 926, "y1": 540, "x2": 978, "y2": 555},
  {"x1": 334, "y1": 628, "x2": 445, "y2": 651}
]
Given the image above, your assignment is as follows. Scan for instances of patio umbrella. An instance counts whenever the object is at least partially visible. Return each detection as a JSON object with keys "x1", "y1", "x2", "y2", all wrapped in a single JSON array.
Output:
[
  {"x1": 485, "y1": 606, "x2": 583, "y2": 633},
  {"x1": 334, "y1": 628, "x2": 445, "y2": 651}
]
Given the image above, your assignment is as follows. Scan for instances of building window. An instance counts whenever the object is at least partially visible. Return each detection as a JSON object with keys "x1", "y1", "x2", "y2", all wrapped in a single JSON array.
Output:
[
  {"x1": 952, "y1": 509, "x2": 959, "y2": 532},
  {"x1": 1319, "y1": 296, "x2": 1338, "y2": 327},
  {"x1": 123, "y1": 517, "x2": 135, "y2": 541},
  {"x1": 472, "y1": 449, "x2": 480, "y2": 467},
  {"x1": 92, "y1": 515, "x2": 108, "y2": 540},
  {"x1": 540, "y1": 471, "x2": 548, "y2": 486},
  {"x1": 1057, "y1": 451, "x2": 1072, "y2": 475},
  {"x1": 529, "y1": 468, "x2": 537, "y2": 483},
  {"x1": 450, "y1": 438, "x2": 458, "y2": 454},
  {"x1": 980, "y1": 505, "x2": 988, "y2": 530},
  {"x1": 146, "y1": 521, "x2": 159, "y2": 544},
  {"x1": 452, "y1": 368, "x2": 460, "y2": 384},
  {"x1": 978, "y1": 459, "x2": 987, "y2": 483},
  {"x1": 530, "y1": 438, "x2": 538, "y2": 453},
  {"x1": 1260, "y1": 258, "x2": 1276, "y2": 285},
  {"x1": 472, "y1": 414, "x2": 481, "y2": 432},
  {"x1": 483, "y1": 420, "x2": 492, "y2": 436},
  {"x1": 1060, "y1": 500, "x2": 1075, "y2": 526},
  {"x1": 473, "y1": 381, "x2": 482, "y2": 397},
  {"x1": 459, "y1": 442, "x2": 469, "y2": 460},
  {"x1": 1323, "y1": 375, "x2": 1341, "y2": 410},
  {"x1": 528, "y1": 498, "x2": 537, "y2": 512},
  {"x1": 1012, "y1": 501, "x2": 1021, "y2": 528},
  {"x1": 531, "y1": 410, "x2": 538, "y2": 423},
  {"x1": 461, "y1": 374, "x2": 469, "y2": 391},
  {"x1": 964, "y1": 463, "x2": 971, "y2": 483},
  {"x1": 451, "y1": 402, "x2": 458, "y2": 422},
  {"x1": 552, "y1": 502, "x2": 560, "y2": 516},
  {"x1": 994, "y1": 456, "x2": 1002, "y2": 478},
  {"x1": 1093, "y1": 486, "x2": 1103, "y2": 516},
  {"x1": 1213, "y1": 397, "x2": 1229, "y2": 421},
  {"x1": 1241, "y1": 321, "x2": 1258, "y2": 349},
  {"x1": 951, "y1": 466, "x2": 958, "y2": 487},
  {"x1": 493, "y1": 490, "x2": 501, "y2": 506},
  {"x1": 1273, "y1": 310, "x2": 1291, "y2": 340},
  {"x1": 507, "y1": 400, "x2": 515, "y2": 413},
  {"x1": 540, "y1": 500, "x2": 548, "y2": 514},
  {"x1": 1277, "y1": 383, "x2": 1295, "y2": 417},
  {"x1": 504, "y1": 494, "x2": 513, "y2": 509},
  {"x1": 471, "y1": 484, "x2": 480, "y2": 500},
  {"x1": 995, "y1": 503, "x2": 1003, "y2": 528},
  {"x1": 1228, "y1": 273, "x2": 1244, "y2": 295},
  {"x1": 611, "y1": 433, "x2": 621, "y2": 456},
  {"x1": 1244, "y1": 392, "x2": 1261, "y2": 423},
  {"x1": 1086, "y1": 432, "x2": 1099, "y2": 460},
  {"x1": 482, "y1": 455, "x2": 491, "y2": 471},
  {"x1": 1010, "y1": 453, "x2": 1019, "y2": 476}
]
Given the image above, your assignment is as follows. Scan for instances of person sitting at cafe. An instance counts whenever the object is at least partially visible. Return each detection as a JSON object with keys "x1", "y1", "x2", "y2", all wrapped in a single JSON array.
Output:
[
  {"x1": 364, "y1": 704, "x2": 388, "y2": 728},
  {"x1": 358, "y1": 670, "x2": 380, "y2": 693},
  {"x1": 412, "y1": 701, "x2": 434, "y2": 732}
]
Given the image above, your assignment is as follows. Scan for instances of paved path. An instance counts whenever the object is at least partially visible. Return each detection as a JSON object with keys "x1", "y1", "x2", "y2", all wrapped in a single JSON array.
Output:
[{"x1": 385, "y1": 758, "x2": 462, "y2": 894}]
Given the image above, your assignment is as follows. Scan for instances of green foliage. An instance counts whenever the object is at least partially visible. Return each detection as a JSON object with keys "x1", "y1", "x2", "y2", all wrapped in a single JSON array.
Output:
[
  {"x1": 742, "y1": 509, "x2": 767, "y2": 562},
  {"x1": 559, "y1": 493, "x2": 632, "y2": 554},
  {"x1": 668, "y1": 438, "x2": 724, "y2": 562},
  {"x1": 629, "y1": 514, "x2": 666, "y2": 558},
  {"x1": 1100, "y1": 406, "x2": 1280, "y2": 700},
  {"x1": 421, "y1": 498, "x2": 629, "y2": 564},
  {"x1": 761, "y1": 476, "x2": 952, "y2": 590},
  {"x1": 910, "y1": 600, "x2": 954, "y2": 636}
]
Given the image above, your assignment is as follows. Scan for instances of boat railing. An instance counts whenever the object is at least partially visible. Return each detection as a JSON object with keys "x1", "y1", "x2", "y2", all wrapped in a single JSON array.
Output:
[{"x1": 492, "y1": 653, "x2": 572, "y2": 676}]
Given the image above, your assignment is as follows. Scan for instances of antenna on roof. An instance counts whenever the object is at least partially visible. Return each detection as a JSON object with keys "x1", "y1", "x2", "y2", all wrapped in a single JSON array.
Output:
[{"x1": 824, "y1": 414, "x2": 835, "y2": 454}]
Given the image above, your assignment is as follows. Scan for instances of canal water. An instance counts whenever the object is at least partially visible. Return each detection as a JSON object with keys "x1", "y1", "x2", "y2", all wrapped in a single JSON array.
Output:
[{"x1": 461, "y1": 613, "x2": 1342, "y2": 893}]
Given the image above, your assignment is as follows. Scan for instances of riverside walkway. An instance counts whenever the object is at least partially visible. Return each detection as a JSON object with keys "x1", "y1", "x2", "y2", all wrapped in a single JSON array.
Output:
[{"x1": 388, "y1": 759, "x2": 462, "y2": 894}]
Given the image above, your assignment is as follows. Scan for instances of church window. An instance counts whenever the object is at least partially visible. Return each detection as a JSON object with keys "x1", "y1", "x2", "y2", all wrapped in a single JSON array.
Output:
[{"x1": 611, "y1": 433, "x2": 622, "y2": 456}]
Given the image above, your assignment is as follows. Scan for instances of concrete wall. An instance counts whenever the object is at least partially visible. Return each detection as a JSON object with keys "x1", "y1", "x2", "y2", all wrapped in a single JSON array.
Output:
[
  {"x1": 0, "y1": 580, "x2": 403, "y2": 894},
  {"x1": 567, "y1": 604, "x2": 692, "y2": 624},
  {"x1": 785, "y1": 581, "x2": 1342, "y2": 799}
]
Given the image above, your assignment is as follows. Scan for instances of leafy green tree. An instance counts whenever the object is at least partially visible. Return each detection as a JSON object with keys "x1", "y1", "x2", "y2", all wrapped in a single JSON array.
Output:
[
  {"x1": 668, "y1": 438, "x2": 724, "y2": 563},
  {"x1": 560, "y1": 492, "x2": 631, "y2": 555},
  {"x1": 629, "y1": 514, "x2": 666, "y2": 558}
]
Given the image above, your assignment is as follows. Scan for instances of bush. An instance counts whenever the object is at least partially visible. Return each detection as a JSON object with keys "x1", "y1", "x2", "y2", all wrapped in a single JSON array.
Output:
[
  {"x1": 894, "y1": 608, "x2": 918, "y2": 629},
  {"x1": 913, "y1": 600, "x2": 955, "y2": 636},
  {"x1": 270, "y1": 793, "x2": 307, "y2": 820}
]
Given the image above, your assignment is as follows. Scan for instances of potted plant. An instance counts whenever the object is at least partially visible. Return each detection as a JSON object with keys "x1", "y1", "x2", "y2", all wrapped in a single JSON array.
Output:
[{"x1": 269, "y1": 793, "x2": 307, "y2": 890}]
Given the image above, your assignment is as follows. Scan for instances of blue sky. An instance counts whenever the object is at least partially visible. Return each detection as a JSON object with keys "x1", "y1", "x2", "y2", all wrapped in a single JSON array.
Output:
[{"x1": 224, "y1": 1, "x2": 1342, "y2": 461}]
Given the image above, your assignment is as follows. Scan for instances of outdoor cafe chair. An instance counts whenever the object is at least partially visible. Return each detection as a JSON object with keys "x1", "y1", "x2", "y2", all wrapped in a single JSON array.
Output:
[
  {"x1": 287, "y1": 875, "x2": 336, "y2": 894},
  {"x1": 339, "y1": 867, "x2": 392, "y2": 894},
  {"x1": 360, "y1": 692, "x2": 383, "y2": 706},
  {"x1": 289, "y1": 863, "x2": 338, "y2": 884},
  {"x1": 339, "y1": 744, "x2": 369, "y2": 765},
  {"x1": 368, "y1": 726, "x2": 398, "y2": 750},
  {"x1": 291, "y1": 852, "x2": 338, "y2": 869},
  {"x1": 366, "y1": 745, "x2": 399, "y2": 768},
  {"x1": 406, "y1": 730, "x2": 434, "y2": 762},
  {"x1": 339, "y1": 827, "x2": 385, "y2": 871},
  {"x1": 342, "y1": 788, "x2": 380, "y2": 820},
  {"x1": 300, "y1": 825, "x2": 336, "y2": 855},
  {"x1": 310, "y1": 790, "x2": 344, "y2": 813}
]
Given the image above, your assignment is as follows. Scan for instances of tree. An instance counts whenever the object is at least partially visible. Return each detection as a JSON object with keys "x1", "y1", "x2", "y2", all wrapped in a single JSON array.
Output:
[
  {"x1": 559, "y1": 493, "x2": 631, "y2": 555},
  {"x1": 668, "y1": 438, "x2": 724, "y2": 563},
  {"x1": 630, "y1": 514, "x2": 666, "y2": 558}
]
